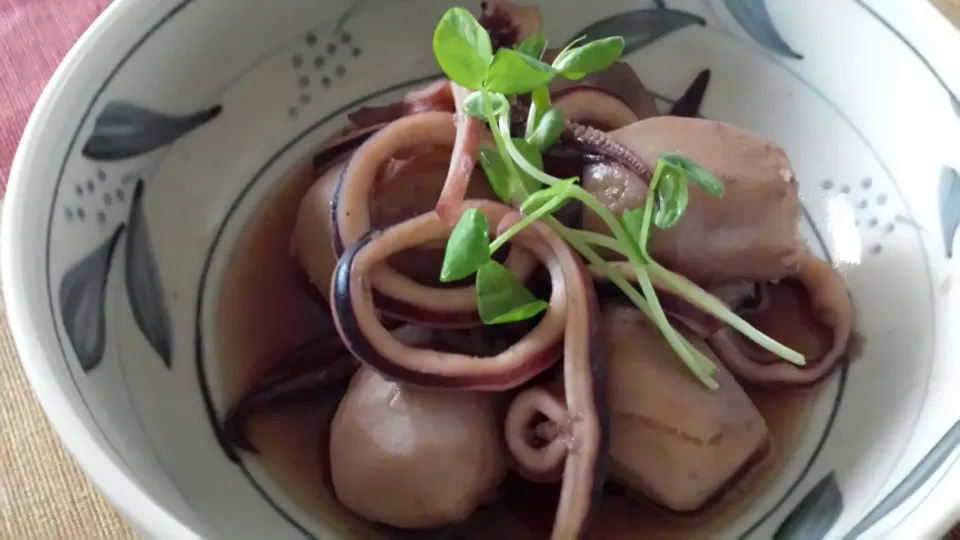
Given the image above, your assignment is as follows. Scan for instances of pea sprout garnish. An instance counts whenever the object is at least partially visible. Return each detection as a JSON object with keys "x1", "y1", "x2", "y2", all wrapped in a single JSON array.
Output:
[{"x1": 433, "y1": 7, "x2": 804, "y2": 388}]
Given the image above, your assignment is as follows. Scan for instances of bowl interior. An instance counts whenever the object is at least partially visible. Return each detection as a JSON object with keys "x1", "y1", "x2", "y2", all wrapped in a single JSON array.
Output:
[{"x1": 5, "y1": 0, "x2": 960, "y2": 538}]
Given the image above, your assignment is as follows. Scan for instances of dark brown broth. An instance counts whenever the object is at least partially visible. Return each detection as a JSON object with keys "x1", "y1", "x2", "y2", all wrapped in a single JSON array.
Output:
[{"x1": 216, "y1": 156, "x2": 821, "y2": 539}]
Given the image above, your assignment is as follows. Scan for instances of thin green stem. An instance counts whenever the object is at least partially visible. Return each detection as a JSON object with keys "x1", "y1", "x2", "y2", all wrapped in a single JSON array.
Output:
[
  {"x1": 548, "y1": 203, "x2": 715, "y2": 377},
  {"x1": 630, "y1": 254, "x2": 718, "y2": 378},
  {"x1": 548, "y1": 220, "x2": 652, "y2": 317},
  {"x1": 647, "y1": 262, "x2": 806, "y2": 366},
  {"x1": 499, "y1": 116, "x2": 561, "y2": 187},
  {"x1": 525, "y1": 86, "x2": 552, "y2": 138},
  {"x1": 568, "y1": 187, "x2": 640, "y2": 251},
  {"x1": 524, "y1": 102, "x2": 539, "y2": 140},
  {"x1": 559, "y1": 188, "x2": 719, "y2": 377},
  {"x1": 571, "y1": 228, "x2": 806, "y2": 366},
  {"x1": 493, "y1": 93, "x2": 792, "y2": 383},
  {"x1": 638, "y1": 164, "x2": 662, "y2": 258},
  {"x1": 569, "y1": 229, "x2": 624, "y2": 254},
  {"x1": 483, "y1": 89, "x2": 525, "y2": 201},
  {"x1": 489, "y1": 201, "x2": 555, "y2": 254},
  {"x1": 499, "y1": 122, "x2": 718, "y2": 381},
  {"x1": 548, "y1": 218, "x2": 718, "y2": 387}
]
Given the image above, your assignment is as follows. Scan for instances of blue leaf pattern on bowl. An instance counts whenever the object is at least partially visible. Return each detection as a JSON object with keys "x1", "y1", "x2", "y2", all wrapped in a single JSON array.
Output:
[
  {"x1": 571, "y1": 8, "x2": 706, "y2": 56},
  {"x1": 723, "y1": 0, "x2": 803, "y2": 59},
  {"x1": 842, "y1": 421, "x2": 960, "y2": 539},
  {"x1": 940, "y1": 166, "x2": 960, "y2": 258},
  {"x1": 125, "y1": 179, "x2": 173, "y2": 367},
  {"x1": 58, "y1": 224, "x2": 125, "y2": 372},
  {"x1": 774, "y1": 473, "x2": 843, "y2": 540},
  {"x1": 81, "y1": 102, "x2": 222, "y2": 161}
]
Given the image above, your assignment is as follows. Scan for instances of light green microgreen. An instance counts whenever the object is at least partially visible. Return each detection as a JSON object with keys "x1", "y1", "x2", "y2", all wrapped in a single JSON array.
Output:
[
  {"x1": 477, "y1": 148, "x2": 512, "y2": 203},
  {"x1": 463, "y1": 91, "x2": 509, "y2": 120},
  {"x1": 551, "y1": 36, "x2": 625, "y2": 80},
  {"x1": 476, "y1": 261, "x2": 549, "y2": 324},
  {"x1": 439, "y1": 208, "x2": 491, "y2": 282},
  {"x1": 526, "y1": 107, "x2": 565, "y2": 151},
  {"x1": 516, "y1": 32, "x2": 548, "y2": 60},
  {"x1": 486, "y1": 48, "x2": 556, "y2": 95},
  {"x1": 432, "y1": 7, "x2": 492, "y2": 90},
  {"x1": 430, "y1": 7, "x2": 804, "y2": 388}
]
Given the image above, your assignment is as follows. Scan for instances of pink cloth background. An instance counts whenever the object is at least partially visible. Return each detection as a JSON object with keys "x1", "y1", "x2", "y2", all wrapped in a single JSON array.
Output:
[{"x1": 0, "y1": 0, "x2": 111, "y2": 197}]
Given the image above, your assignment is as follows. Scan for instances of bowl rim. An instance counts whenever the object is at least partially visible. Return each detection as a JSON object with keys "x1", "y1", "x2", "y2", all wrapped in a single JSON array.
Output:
[
  {"x1": 1, "y1": 0, "x2": 201, "y2": 537},
  {"x1": 2, "y1": 1, "x2": 960, "y2": 539}
]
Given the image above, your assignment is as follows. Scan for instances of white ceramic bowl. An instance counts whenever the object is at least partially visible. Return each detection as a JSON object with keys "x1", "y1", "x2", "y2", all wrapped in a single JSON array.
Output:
[{"x1": 4, "y1": 0, "x2": 960, "y2": 538}]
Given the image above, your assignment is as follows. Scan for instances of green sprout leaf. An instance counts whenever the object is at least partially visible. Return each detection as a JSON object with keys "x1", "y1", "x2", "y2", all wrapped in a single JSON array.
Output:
[
  {"x1": 486, "y1": 48, "x2": 556, "y2": 95},
  {"x1": 531, "y1": 86, "x2": 552, "y2": 113},
  {"x1": 478, "y1": 147, "x2": 512, "y2": 203},
  {"x1": 516, "y1": 32, "x2": 548, "y2": 60},
  {"x1": 433, "y1": 7, "x2": 493, "y2": 91},
  {"x1": 426, "y1": 8, "x2": 802, "y2": 390},
  {"x1": 476, "y1": 260, "x2": 548, "y2": 324},
  {"x1": 654, "y1": 165, "x2": 689, "y2": 229},
  {"x1": 525, "y1": 86, "x2": 553, "y2": 138},
  {"x1": 440, "y1": 209, "x2": 491, "y2": 282},
  {"x1": 622, "y1": 208, "x2": 646, "y2": 244},
  {"x1": 464, "y1": 91, "x2": 509, "y2": 120},
  {"x1": 552, "y1": 37, "x2": 625, "y2": 80},
  {"x1": 511, "y1": 137, "x2": 545, "y2": 195},
  {"x1": 526, "y1": 107, "x2": 565, "y2": 151},
  {"x1": 552, "y1": 35, "x2": 586, "y2": 66},
  {"x1": 660, "y1": 153, "x2": 725, "y2": 197}
]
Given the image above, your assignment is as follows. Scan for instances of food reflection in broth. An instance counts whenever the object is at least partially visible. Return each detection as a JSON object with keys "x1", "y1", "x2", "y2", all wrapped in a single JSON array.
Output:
[{"x1": 216, "y1": 157, "x2": 822, "y2": 539}]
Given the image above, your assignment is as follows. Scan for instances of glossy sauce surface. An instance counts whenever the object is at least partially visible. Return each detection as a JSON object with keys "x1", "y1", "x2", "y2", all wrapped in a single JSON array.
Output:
[{"x1": 217, "y1": 158, "x2": 821, "y2": 539}]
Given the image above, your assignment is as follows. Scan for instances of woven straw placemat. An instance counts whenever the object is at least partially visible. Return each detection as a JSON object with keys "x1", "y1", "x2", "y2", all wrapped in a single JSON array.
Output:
[
  {"x1": 0, "y1": 2, "x2": 957, "y2": 540},
  {"x1": 0, "y1": 243, "x2": 135, "y2": 539},
  {"x1": 1, "y1": 0, "x2": 137, "y2": 535}
]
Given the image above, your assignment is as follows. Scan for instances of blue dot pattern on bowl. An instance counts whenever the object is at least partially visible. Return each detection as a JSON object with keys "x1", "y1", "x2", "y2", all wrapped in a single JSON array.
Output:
[
  {"x1": 58, "y1": 101, "x2": 221, "y2": 376},
  {"x1": 819, "y1": 176, "x2": 902, "y2": 256},
  {"x1": 288, "y1": 30, "x2": 361, "y2": 120},
  {"x1": 67, "y1": 168, "x2": 132, "y2": 227}
]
